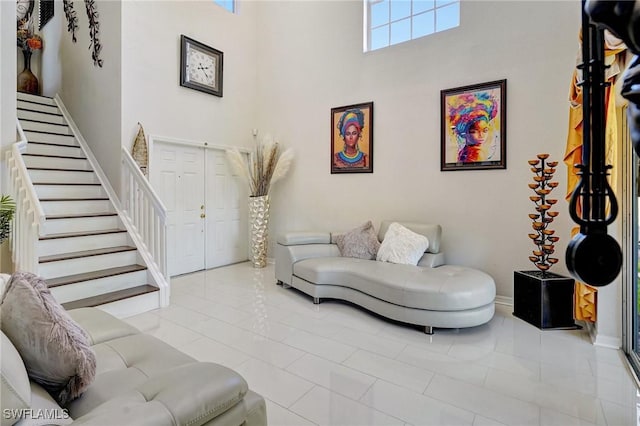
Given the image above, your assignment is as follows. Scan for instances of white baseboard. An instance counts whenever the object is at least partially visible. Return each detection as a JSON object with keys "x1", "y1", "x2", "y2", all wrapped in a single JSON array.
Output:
[
  {"x1": 584, "y1": 321, "x2": 622, "y2": 349},
  {"x1": 495, "y1": 296, "x2": 513, "y2": 306}
]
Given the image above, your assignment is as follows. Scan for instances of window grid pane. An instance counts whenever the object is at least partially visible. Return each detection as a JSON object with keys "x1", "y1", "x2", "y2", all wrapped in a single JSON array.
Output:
[
  {"x1": 214, "y1": 0, "x2": 234, "y2": 13},
  {"x1": 366, "y1": 0, "x2": 458, "y2": 51}
]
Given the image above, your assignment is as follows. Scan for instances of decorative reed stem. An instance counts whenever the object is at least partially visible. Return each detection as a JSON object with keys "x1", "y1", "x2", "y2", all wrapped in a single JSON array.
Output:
[{"x1": 527, "y1": 154, "x2": 560, "y2": 275}]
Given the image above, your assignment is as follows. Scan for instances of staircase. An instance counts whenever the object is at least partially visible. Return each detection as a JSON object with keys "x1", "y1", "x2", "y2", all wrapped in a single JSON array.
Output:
[{"x1": 13, "y1": 92, "x2": 161, "y2": 317}]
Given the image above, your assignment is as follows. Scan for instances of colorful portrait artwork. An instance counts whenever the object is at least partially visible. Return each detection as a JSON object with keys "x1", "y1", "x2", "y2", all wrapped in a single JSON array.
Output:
[
  {"x1": 331, "y1": 102, "x2": 374, "y2": 174},
  {"x1": 441, "y1": 80, "x2": 507, "y2": 171}
]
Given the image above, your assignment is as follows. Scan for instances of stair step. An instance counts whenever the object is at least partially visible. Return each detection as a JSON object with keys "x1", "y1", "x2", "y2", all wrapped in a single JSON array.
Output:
[
  {"x1": 39, "y1": 245, "x2": 136, "y2": 263},
  {"x1": 46, "y1": 264, "x2": 147, "y2": 287},
  {"x1": 41, "y1": 199, "x2": 112, "y2": 216},
  {"x1": 34, "y1": 182, "x2": 101, "y2": 186},
  {"x1": 17, "y1": 93, "x2": 56, "y2": 106},
  {"x1": 28, "y1": 167, "x2": 94, "y2": 173},
  {"x1": 23, "y1": 131, "x2": 77, "y2": 146},
  {"x1": 26, "y1": 142, "x2": 84, "y2": 158},
  {"x1": 35, "y1": 184, "x2": 105, "y2": 199},
  {"x1": 61, "y1": 285, "x2": 158, "y2": 311},
  {"x1": 18, "y1": 100, "x2": 59, "y2": 114},
  {"x1": 24, "y1": 156, "x2": 92, "y2": 171},
  {"x1": 42, "y1": 213, "x2": 121, "y2": 236},
  {"x1": 29, "y1": 169, "x2": 100, "y2": 185},
  {"x1": 18, "y1": 109, "x2": 66, "y2": 124},
  {"x1": 46, "y1": 212, "x2": 118, "y2": 220},
  {"x1": 40, "y1": 229, "x2": 125, "y2": 241},
  {"x1": 19, "y1": 119, "x2": 73, "y2": 135},
  {"x1": 23, "y1": 153, "x2": 86, "y2": 160},
  {"x1": 40, "y1": 197, "x2": 108, "y2": 202}
]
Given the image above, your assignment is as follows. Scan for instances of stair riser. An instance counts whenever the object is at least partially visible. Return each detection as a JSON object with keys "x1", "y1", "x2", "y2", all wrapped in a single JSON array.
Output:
[
  {"x1": 35, "y1": 185, "x2": 105, "y2": 199},
  {"x1": 29, "y1": 169, "x2": 100, "y2": 184},
  {"x1": 24, "y1": 131, "x2": 77, "y2": 146},
  {"x1": 23, "y1": 156, "x2": 92, "y2": 171},
  {"x1": 27, "y1": 144, "x2": 84, "y2": 158},
  {"x1": 42, "y1": 216, "x2": 120, "y2": 235},
  {"x1": 51, "y1": 270, "x2": 147, "y2": 304},
  {"x1": 18, "y1": 101, "x2": 59, "y2": 115},
  {"x1": 18, "y1": 110, "x2": 66, "y2": 125},
  {"x1": 39, "y1": 251, "x2": 139, "y2": 279},
  {"x1": 41, "y1": 200, "x2": 112, "y2": 216},
  {"x1": 38, "y1": 232, "x2": 129, "y2": 257},
  {"x1": 17, "y1": 93, "x2": 56, "y2": 105},
  {"x1": 20, "y1": 121, "x2": 72, "y2": 135},
  {"x1": 97, "y1": 291, "x2": 160, "y2": 319}
]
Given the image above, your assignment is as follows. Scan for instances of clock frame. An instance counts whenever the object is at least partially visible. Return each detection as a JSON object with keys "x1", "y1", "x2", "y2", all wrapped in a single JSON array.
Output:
[{"x1": 180, "y1": 35, "x2": 223, "y2": 98}]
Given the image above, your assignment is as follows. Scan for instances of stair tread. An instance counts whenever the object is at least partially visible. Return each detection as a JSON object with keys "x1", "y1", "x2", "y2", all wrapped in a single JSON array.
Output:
[
  {"x1": 61, "y1": 284, "x2": 157, "y2": 310},
  {"x1": 40, "y1": 197, "x2": 108, "y2": 201},
  {"x1": 33, "y1": 182, "x2": 101, "y2": 186},
  {"x1": 46, "y1": 212, "x2": 117, "y2": 219},
  {"x1": 24, "y1": 129, "x2": 74, "y2": 137},
  {"x1": 28, "y1": 141, "x2": 80, "y2": 148},
  {"x1": 39, "y1": 245, "x2": 137, "y2": 263},
  {"x1": 22, "y1": 153, "x2": 86, "y2": 160},
  {"x1": 19, "y1": 118, "x2": 68, "y2": 127},
  {"x1": 46, "y1": 264, "x2": 147, "y2": 287},
  {"x1": 28, "y1": 167, "x2": 94, "y2": 173},
  {"x1": 17, "y1": 107, "x2": 63, "y2": 117},
  {"x1": 40, "y1": 228, "x2": 126, "y2": 240}
]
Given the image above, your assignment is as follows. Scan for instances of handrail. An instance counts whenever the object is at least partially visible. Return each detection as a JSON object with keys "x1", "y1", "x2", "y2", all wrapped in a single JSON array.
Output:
[
  {"x1": 5, "y1": 119, "x2": 43, "y2": 272},
  {"x1": 121, "y1": 147, "x2": 167, "y2": 219},
  {"x1": 15, "y1": 120, "x2": 45, "y2": 226},
  {"x1": 121, "y1": 146, "x2": 169, "y2": 305}
]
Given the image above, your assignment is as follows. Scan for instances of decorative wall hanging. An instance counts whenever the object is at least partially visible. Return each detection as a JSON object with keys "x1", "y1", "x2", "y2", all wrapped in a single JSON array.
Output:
[
  {"x1": 84, "y1": 0, "x2": 103, "y2": 67},
  {"x1": 132, "y1": 123, "x2": 149, "y2": 176},
  {"x1": 62, "y1": 0, "x2": 78, "y2": 43},
  {"x1": 39, "y1": 0, "x2": 54, "y2": 30},
  {"x1": 331, "y1": 102, "x2": 374, "y2": 174},
  {"x1": 441, "y1": 80, "x2": 507, "y2": 171},
  {"x1": 180, "y1": 35, "x2": 224, "y2": 97}
]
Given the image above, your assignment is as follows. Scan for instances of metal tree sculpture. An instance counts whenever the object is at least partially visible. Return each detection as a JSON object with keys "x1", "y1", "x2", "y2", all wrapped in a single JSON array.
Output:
[{"x1": 528, "y1": 154, "x2": 560, "y2": 274}]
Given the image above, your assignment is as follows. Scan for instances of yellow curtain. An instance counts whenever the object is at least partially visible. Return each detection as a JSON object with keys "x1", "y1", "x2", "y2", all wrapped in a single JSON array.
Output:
[{"x1": 563, "y1": 32, "x2": 626, "y2": 322}]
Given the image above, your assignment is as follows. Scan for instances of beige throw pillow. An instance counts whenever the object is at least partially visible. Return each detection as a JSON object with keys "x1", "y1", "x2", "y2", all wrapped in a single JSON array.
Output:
[
  {"x1": 377, "y1": 222, "x2": 430, "y2": 265},
  {"x1": 0, "y1": 272, "x2": 96, "y2": 407},
  {"x1": 334, "y1": 221, "x2": 381, "y2": 260}
]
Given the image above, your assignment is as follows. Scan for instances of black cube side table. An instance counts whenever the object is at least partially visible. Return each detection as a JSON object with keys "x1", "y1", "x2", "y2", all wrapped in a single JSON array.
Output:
[{"x1": 513, "y1": 270, "x2": 579, "y2": 329}]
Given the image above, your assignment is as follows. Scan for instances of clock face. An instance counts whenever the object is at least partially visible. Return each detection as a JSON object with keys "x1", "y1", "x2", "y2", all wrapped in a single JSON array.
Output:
[{"x1": 186, "y1": 45, "x2": 217, "y2": 89}]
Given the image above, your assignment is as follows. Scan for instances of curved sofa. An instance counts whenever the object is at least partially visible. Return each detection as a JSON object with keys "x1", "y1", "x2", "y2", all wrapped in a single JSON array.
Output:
[{"x1": 275, "y1": 221, "x2": 496, "y2": 334}]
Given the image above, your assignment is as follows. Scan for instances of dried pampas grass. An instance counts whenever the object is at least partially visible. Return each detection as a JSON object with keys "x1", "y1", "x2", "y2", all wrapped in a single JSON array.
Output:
[{"x1": 226, "y1": 136, "x2": 293, "y2": 197}]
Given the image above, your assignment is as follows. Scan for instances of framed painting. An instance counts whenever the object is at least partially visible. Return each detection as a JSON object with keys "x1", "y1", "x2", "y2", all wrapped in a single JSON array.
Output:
[
  {"x1": 441, "y1": 79, "x2": 506, "y2": 171},
  {"x1": 331, "y1": 102, "x2": 374, "y2": 174}
]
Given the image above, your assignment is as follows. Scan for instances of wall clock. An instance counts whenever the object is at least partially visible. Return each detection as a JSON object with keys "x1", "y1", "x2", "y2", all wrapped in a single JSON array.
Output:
[{"x1": 180, "y1": 35, "x2": 223, "y2": 97}]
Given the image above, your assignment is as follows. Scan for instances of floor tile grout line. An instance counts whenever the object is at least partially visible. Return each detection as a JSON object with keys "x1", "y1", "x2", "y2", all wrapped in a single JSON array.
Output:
[{"x1": 263, "y1": 397, "x2": 319, "y2": 426}]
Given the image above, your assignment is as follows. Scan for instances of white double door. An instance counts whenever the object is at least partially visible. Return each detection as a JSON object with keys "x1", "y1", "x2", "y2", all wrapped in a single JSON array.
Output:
[{"x1": 151, "y1": 141, "x2": 248, "y2": 277}]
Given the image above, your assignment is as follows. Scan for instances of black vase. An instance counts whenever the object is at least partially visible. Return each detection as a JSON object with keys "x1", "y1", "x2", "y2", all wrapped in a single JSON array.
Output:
[
  {"x1": 513, "y1": 270, "x2": 579, "y2": 329},
  {"x1": 17, "y1": 50, "x2": 39, "y2": 95}
]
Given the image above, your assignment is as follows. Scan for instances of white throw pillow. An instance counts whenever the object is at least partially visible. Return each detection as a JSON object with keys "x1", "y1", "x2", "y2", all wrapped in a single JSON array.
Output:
[{"x1": 376, "y1": 222, "x2": 429, "y2": 265}]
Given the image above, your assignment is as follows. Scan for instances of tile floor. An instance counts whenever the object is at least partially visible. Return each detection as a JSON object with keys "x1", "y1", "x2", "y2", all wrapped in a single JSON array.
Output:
[{"x1": 124, "y1": 262, "x2": 640, "y2": 426}]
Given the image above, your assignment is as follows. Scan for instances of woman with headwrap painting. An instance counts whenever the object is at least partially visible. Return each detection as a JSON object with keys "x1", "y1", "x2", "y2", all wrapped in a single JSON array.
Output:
[
  {"x1": 334, "y1": 109, "x2": 368, "y2": 169},
  {"x1": 448, "y1": 91, "x2": 499, "y2": 163}
]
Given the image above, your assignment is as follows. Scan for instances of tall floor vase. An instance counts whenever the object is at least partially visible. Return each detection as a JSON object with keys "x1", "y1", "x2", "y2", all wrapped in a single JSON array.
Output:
[
  {"x1": 17, "y1": 50, "x2": 39, "y2": 95},
  {"x1": 249, "y1": 195, "x2": 270, "y2": 268}
]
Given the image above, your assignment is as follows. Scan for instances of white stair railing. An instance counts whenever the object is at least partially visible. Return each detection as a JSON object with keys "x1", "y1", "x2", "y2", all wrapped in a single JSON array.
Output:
[
  {"x1": 5, "y1": 121, "x2": 45, "y2": 273},
  {"x1": 121, "y1": 146, "x2": 169, "y2": 304}
]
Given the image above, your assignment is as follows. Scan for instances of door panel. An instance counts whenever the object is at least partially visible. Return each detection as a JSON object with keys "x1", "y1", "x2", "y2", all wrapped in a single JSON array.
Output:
[
  {"x1": 205, "y1": 149, "x2": 248, "y2": 268},
  {"x1": 151, "y1": 143, "x2": 205, "y2": 276}
]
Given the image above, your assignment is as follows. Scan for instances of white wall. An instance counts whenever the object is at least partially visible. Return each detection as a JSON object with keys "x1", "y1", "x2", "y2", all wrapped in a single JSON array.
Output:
[
  {"x1": 256, "y1": 0, "x2": 581, "y2": 300},
  {"x1": 121, "y1": 1, "x2": 259, "y2": 158},
  {"x1": 58, "y1": 0, "x2": 122, "y2": 194}
]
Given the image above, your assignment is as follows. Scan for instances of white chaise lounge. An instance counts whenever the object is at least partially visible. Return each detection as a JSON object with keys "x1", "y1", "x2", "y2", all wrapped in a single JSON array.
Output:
[{"x1": 275, "y1": 221, "x2": 496, "y2": 334}]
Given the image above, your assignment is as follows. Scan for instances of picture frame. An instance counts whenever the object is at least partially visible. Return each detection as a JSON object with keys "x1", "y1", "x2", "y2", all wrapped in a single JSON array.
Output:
[
  {"x1": 180, "y1": 35, "x2": 223, "y2": 97},
  {"x1": 331, "y1": 102, "x2": 374, "y2": 174},
  {"x1": 441, "y1": 79, "x2": 506, "y2": 171},
  {"x1": 39, "y1": 0, "x2": 54, "y2": 30}
]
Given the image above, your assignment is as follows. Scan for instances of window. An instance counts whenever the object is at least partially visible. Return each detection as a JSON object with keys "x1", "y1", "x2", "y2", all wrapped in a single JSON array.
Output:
[
  {"x1": 214, "y1": 0, "x2": 235, "y2": 13},
  {"x1": 365, "y1": 0, "x2": 460, "y2": 51}
]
